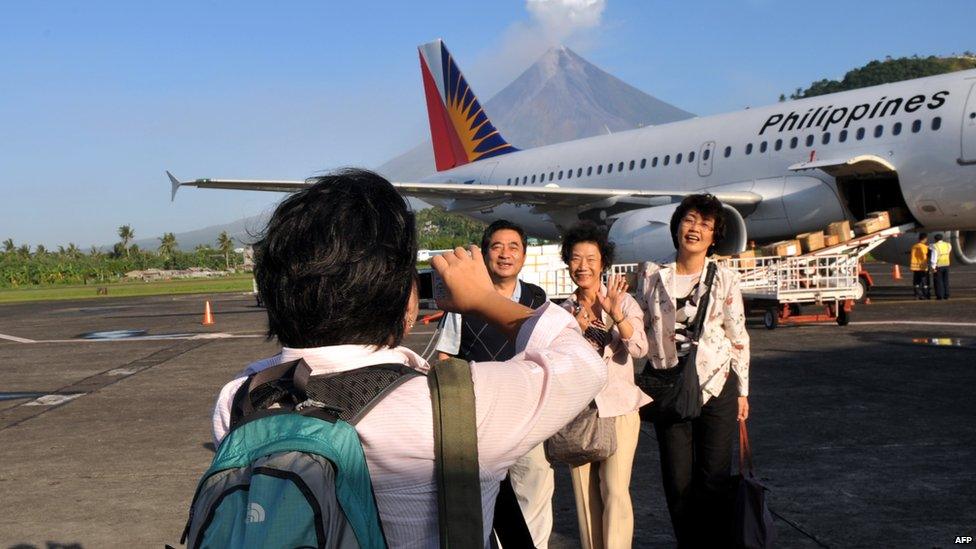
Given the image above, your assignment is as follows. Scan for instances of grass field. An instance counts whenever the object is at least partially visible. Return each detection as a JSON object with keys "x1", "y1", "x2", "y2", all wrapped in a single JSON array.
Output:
[{"x1": 0, "y1": 274, "x2": 255, "y2": 304}]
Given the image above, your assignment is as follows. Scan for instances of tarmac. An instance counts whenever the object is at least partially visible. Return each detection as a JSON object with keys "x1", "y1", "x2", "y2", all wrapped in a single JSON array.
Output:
[{"x1": 0, "y1": 263, "x2": 973, "y2": 548}]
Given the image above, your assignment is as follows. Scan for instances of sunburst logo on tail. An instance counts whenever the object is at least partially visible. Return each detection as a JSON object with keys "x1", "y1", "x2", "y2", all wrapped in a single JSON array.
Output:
[{"x1": 419, "y1": 40, "x2": 518, "y2": 171}]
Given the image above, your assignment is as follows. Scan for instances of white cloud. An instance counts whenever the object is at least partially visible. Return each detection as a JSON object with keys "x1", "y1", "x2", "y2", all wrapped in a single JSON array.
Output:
[
  {"x1": 470, "y1": 0, "x2": 608, "y2": 98},
  {"x1": 526, "y1": 0, "x2": 606, "y2": 43}
]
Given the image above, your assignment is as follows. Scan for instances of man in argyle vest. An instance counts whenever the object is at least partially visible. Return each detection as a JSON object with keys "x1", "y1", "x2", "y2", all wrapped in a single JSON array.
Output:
[{"x1": 435, "y1": 219, "x2": 552, "y2": 548}]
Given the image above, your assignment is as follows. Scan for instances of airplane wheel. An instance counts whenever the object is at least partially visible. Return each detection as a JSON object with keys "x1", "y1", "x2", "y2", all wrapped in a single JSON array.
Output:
[
  {"x1": 853, "y1": 277, "x2": 868, "y2": 302},
  {"x1": 763, "y1": 309, "x2": 778, "y2": 330}
]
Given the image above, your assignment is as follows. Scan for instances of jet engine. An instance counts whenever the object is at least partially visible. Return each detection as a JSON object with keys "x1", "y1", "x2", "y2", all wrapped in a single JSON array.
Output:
[
  {"x1": 608, "y1": 203, "x2": 748, "y2": 264},
  {"x1": 872, "y1": 230, "x2": 976, "y2": 266}
]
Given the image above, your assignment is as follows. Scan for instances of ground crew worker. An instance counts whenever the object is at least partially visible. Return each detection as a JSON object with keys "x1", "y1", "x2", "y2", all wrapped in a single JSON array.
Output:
[
  {"x1": 932, "y1": 234, "x2": 952, "y2": 300},
  {"x1": 910, "y1": 233, "x2": 931, "y2": 300}
]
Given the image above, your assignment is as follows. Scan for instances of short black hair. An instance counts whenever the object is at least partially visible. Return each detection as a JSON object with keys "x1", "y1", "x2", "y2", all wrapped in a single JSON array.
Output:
[
  {"x1": 669, "y1": 194, "x2": 727, "y2": 253},
  {"x1": 481, "y1": 219, "x2": 527, "y2": 252},
  {"x1": 934, "y1": 233, "x2": 944, "y2": 241},
  {"x1": 560, "y1": 221, "x2": 615, "y2": 271},
  {"x1": 254, "y1": 169, "x2": 416, "y2": 348},
  {"x1": 918, "y1": 232, "x2": 928, "y2": 241}
]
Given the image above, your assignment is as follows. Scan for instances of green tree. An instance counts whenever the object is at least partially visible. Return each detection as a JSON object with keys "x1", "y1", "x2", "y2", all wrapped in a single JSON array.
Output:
[
  {"x1": 2, "y1": 239, "x2": 14, "y2": 254},
  {"x1": 35, "y1": 244, "x2": 47, "y2": 255},
  {"x1": 117, "y1": 224, "x2": 134, "y2": 258},
  {"x1": 217, "y1": 231, "x2": 234, "y2": 270},
  {"x1": 66, "y1": 243, "x2": 80, "y2": 258},
  {"x1": 784, "y1": 55, "x2": 976, "y2": 99},
  {"x1": 18, "y1": 244, "x2": 30, "y2": 257},
  {"x1": 158, "y1": 232, "x2": 178, "y2": 258}
]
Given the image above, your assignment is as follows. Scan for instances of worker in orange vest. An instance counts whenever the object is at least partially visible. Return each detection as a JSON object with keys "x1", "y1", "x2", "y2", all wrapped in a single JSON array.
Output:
[{"x1": 909, "y1": 233, "x2": 931, "y2": 300}]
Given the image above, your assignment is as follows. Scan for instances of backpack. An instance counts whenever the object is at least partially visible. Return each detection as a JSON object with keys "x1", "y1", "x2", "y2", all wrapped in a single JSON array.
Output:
[
  {"x1": 181, "y1": 359, "x2": 421, "y2": 549},
  {"x1": 181, "y1": 357, "x2": 483, "y2": 549}
]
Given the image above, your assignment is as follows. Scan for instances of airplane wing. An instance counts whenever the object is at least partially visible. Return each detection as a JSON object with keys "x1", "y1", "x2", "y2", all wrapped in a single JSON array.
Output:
[{"x1": 168, "y1": 172, "x2": 762, "y2": 210}]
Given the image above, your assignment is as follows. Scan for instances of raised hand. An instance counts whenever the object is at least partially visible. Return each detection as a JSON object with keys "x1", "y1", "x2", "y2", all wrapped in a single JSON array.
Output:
[
  {"x1": 597, "y1": 274, "x2": 629, "y2": 324},
  {"x1": 431, "y1": 246, "x2": 494, "y2": 314}
]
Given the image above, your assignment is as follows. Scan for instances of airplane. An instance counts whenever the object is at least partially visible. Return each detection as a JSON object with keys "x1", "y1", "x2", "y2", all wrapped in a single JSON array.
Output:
[{"x1": 169, "y1": 39, "x2": 976, "y2": 266}]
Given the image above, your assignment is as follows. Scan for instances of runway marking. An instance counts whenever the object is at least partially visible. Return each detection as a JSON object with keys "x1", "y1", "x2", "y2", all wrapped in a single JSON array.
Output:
[
  {"x1": 850, "y1": 320, "x2": 976, "y2": 327},
  {"x1": 0, "y1": 332, "x2": 37, "y2": 343},
  {"x1": 24, "y1": 393, "x2": 84, "y2": 406},
  {"x1": 0, "y1": 332, "x2": 264, "y2": 344},
  {"x1": 106, "y1": 368, "x2": 139, "y2": 376}
]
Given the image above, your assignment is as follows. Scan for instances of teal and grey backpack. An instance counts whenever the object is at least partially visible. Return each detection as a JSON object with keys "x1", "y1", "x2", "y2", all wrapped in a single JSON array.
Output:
[{"x1": 181, "y1": 359, "x2": 422, "y2": 549}]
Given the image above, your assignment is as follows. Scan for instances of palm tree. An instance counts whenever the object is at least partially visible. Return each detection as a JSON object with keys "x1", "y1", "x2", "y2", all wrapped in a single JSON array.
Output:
[
  {"x1": 158, "y1": 232, "x2": 178, "y2": 258},
  {"x1": 117, "y1": 224, "x2": 134, "y2": 258},
  {"x1": 66, "y1": 243, "x2": 80, "y2": 258},
  {"x1": 89, "y1": 245, "x2": 101, "y2": 257},
  {"x1": 2, "y1": 238, "x2": 14, "y2": 254},
  {"x1": 35, "y1": 244, "x2": 47, "y2": 255},
  {"x1": 18, "y1": 244, "x2": 30, "y2": 257},
  {"x1": 217, "y1": 231, "x2": 234, "y2": 270}
]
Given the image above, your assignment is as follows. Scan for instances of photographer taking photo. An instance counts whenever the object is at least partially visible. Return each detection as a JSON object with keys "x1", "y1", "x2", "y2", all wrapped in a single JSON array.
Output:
[{"x1": 209, "y1": 169, "x2": 607, "y2": 548}]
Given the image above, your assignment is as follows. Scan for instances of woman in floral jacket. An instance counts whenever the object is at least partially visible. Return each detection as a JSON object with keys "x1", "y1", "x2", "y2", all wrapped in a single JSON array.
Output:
[{"x1": 639, "y1": 194, "x2": 750, "y2": 548}]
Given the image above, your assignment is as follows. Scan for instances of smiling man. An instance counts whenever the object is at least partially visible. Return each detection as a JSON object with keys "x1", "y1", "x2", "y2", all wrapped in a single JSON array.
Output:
[{"x1": 435, "y1": 219, "x2": 553, "y2": 548}]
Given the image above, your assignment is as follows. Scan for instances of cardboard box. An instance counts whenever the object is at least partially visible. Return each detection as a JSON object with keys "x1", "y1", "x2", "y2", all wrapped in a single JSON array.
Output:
[
  {"x1": 854, "y1": 217, "x2": 888, "y2": 235},
  {"x1": 732, "y1": 249, "x2": 757, "y2": 269},
  {"x1": 763, "y1": 239, "x2": 801, "y2": 257},
  {"x1": 797, "y1": 231, "x2": 826, "y2": 253},
  {"x1": 826, "y1": 220, "x2": 853, "y2": 242},
  {"x1": 824, "y1": 234, "x2": 841, "y2": 247},
  {"x1": 866, "y1": 210, "x2": 891, "y2": 230}
]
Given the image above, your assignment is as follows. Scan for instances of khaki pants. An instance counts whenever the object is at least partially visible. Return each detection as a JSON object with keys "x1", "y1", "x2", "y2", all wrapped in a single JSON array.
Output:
[
  {"x1": 509, "y1": 442, "x2": 555, "y2": 548},
  {"x1": 570, "y1": 412, "x2": 641, "y2": 549}
]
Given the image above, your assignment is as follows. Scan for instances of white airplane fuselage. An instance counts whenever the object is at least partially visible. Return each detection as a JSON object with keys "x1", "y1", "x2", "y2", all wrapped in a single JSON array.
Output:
[{"x1": 422, "y1": 69, "x2": 976, "y2": 262}]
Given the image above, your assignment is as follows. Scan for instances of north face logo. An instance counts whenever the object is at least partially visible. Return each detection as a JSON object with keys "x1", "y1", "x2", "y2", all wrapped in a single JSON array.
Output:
[{"x1": 246, "y1": 502, "x2": 266, "y2": 524}]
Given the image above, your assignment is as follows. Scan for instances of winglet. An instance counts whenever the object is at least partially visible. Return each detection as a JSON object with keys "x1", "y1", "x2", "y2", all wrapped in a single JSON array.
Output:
[{"x1": 166, "y1": 171, "x2": 182, "y2": 202}]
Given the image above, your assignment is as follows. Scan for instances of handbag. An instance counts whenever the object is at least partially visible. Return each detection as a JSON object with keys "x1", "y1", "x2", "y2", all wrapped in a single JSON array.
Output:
[
  {"x1": 544, "y1": 401, "x2": 617, "y2": 466},
  {"x1": 635, "y1": 262, "x2": 717, "y2": 423},
  {"x1": 732, "y1": 420, "x2": 776, "y2": 548}
]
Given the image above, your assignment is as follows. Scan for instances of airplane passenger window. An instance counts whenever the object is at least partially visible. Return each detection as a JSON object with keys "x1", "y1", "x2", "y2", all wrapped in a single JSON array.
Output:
[
  {"x1": 566, "y1": 170, "x2": 572, "y2": 180},
  {"x1": 932, "y1": 117, "x2": 942, "y2": 130},
  {"x1": 587, "y1": 166, "x2": 593, "y2": 176},
  {"x1": 759, "y1": 141, "x2": 767, "y2": 153},
  {"x1": 618, "y1": 162, "x2": 624, "y2": 172},
  {"x1": 607, "y1": 163, "x2": 614, "y2": 173},
  {"x1": 912, "y1": 120, "x2": 922, "y2": 133},
  {"x1": 774, "y1": 139, "x2": 782, "y2": 151},
  {"x1": 703, "y1": 149, "x2": 710, "y2": 161},
  {"x1": 558, "y1": 170, "x2": 563, "y2": 180},
  {"x1": 664, "y1": 155, "x2": 671, "y2": 165},
  {"x1": 806, "y1": 135, "x2": 814, "y2": 146},
  {"x1": 822, "y1": 132, "x2": 830, "y2": 145},
  {"x1": 856, "y1": 127, "x2": 865, "y2": 140},
  {"x1": 892, "y1": 122, "x2": 902, "y2": 136},
  {"x1": 724, "y1": 146, "x2": 731, "y2": 158},
  {"x1": 577, "y1": 168, "x2": 583, "y2": 177},
  {"x1": 640, "y1": 158, "x2": 647, "y2": 169},
  {"x1": 745, "y1": 143, "x2": 753, "y2": 155},
  {"x1": 688, "y1": 151, "x2": 695, "y2": 162},
  {"x1": 676, "y1": 153, "x2": 683, "y2": 164},
  {"x1": 790, "y1": 136, "x2": 798, "y2": 149},
  {"x1": 597, "y1": 165, "x2": 603, "y2": 174},
  {"x1": 506, "y1": 178, "x2": 511, "y2": 185},
  {"x1": 874, "y1": 125, "x2": 883, "y2": 138},
  {"x1": 839, "y1": 130, "x2": 848, "y2": 142},
  {"x1": 531, "y1": 175, "x2": 536, "y2": 183},
  {"x1": 652, "y1": 157, "x2": 659, "y2": 167},
  {"x1": 629, "y1": 160, "x2": 635, "y2": 170}
]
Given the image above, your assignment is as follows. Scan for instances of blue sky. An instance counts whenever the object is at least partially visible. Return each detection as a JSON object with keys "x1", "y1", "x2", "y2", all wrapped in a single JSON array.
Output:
[{"x1": 1, "y1": 0, "x2": 971, "y2": 249}]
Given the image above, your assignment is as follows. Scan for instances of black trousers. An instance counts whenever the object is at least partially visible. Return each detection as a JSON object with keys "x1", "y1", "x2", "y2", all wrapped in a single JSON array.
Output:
[
  {"x1": 912, "y1": 270, "x2": 931, "y2": 299},
  {"x1": 653, "y1": 374, "x2": 738, "y2": 548},
  {"x1": 934, "y1": 267, "x2": 950, "y2": 299}
]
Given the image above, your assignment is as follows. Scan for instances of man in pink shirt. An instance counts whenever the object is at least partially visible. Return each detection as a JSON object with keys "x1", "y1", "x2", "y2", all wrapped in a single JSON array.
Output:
[{"x1": 211, "y1": 169, "x2": 607, "y2": 548}]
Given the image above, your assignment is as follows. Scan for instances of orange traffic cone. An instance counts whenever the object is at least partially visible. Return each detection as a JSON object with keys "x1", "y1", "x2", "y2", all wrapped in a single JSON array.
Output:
[
  {"x1": 202, "y1": 300, "x2": 215, "y2": 325},
  {"x1": 892, "y1": 264, "x2": 902, "y2": 281}
]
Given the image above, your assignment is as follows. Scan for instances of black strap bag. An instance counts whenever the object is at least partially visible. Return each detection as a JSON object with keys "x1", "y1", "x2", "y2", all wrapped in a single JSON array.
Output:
[
  {"x1": 635, "y1": 262, "x2": 717, "y2": 423},
  {"x1": 733, "y1": 420, "x2": 776, "y2": 548}
]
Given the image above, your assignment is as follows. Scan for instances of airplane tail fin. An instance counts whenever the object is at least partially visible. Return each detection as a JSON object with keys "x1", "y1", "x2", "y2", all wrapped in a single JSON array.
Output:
[{"x1": 418, "y1": 39, "x2": 517, "y2": 172}]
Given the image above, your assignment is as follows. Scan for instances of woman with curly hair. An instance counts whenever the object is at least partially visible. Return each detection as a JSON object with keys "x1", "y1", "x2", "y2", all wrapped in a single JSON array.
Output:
[{"x1": 559, "y1": 221, "x2": 650, "y2": 549}]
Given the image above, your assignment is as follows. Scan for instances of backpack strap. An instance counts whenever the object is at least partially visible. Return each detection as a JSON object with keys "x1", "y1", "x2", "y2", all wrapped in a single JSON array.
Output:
[{"x1": 428, "y1": 357, "x2": 483, "y2": 549}]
